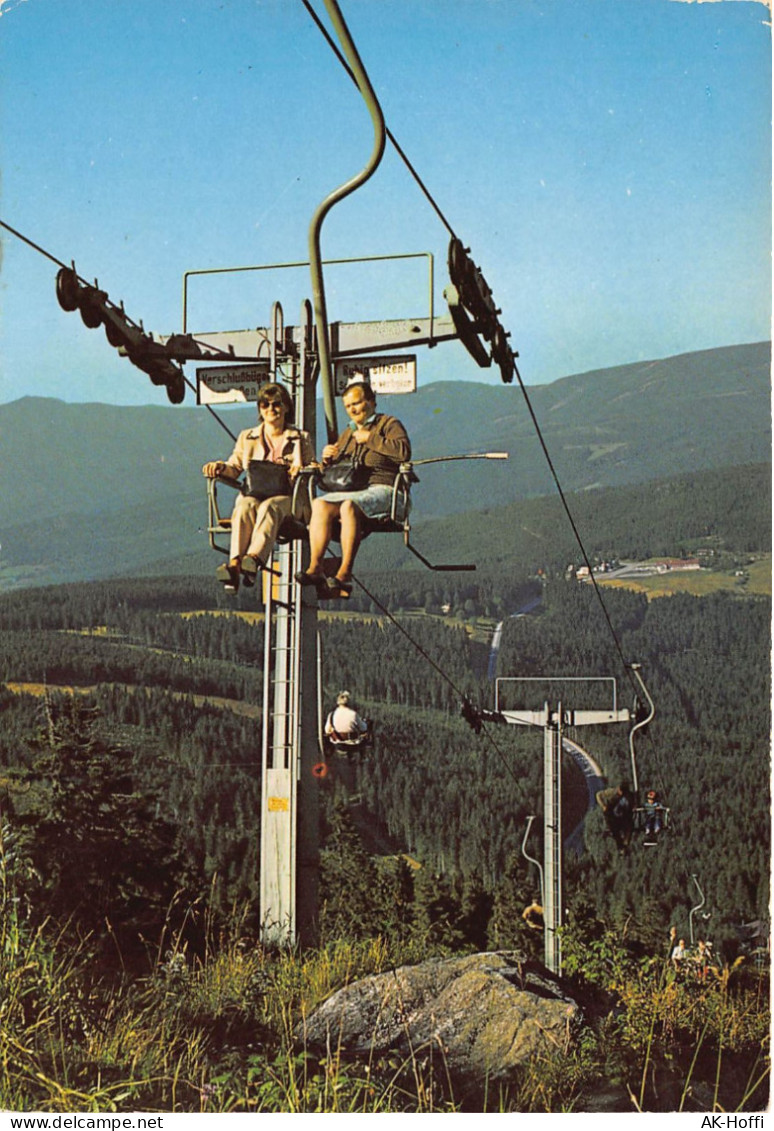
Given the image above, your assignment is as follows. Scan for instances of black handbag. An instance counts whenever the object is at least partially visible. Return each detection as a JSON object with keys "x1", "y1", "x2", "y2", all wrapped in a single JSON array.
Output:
[
  {"x1": 243, "y1": 460, "x2": 291, "y2": 500},
  {"x1": 318, "y1": 446, "x2": 367, "y2": 493}
]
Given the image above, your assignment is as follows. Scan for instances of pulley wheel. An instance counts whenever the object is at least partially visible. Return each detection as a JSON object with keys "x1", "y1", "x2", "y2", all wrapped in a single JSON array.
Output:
[
  {"x1": 498, "y1": 349, "x2": 515, "y2": 385},
  {"x1": 79, "y1": 293, "x2": 103, "y2": 328},
  {"x1": 165, "y1": 371, "x2": 185, "y2": 404},
  {"x1": 492, "y1": 323, "x2": 508, "y2": 361},
  {"x1": 448, "y1": 237, "x2": 469, "y2": 290},
  {"x1": 55, "y1": 266, "x2": 80, "y2": 312},
  {"x1": 104, "y1": 319, "x2": 125, "y2": 348}
]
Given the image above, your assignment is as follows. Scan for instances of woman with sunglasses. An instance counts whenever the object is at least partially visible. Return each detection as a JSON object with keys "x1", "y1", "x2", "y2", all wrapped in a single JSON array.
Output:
[{"x1": 202, "y1": 383, "x2": 314, "y2": 592}]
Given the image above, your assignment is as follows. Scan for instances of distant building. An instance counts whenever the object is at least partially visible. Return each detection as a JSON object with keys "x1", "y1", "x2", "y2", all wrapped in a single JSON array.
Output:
[{"x1": 658, "y1": 558, "x2": 702, "y2": 572}]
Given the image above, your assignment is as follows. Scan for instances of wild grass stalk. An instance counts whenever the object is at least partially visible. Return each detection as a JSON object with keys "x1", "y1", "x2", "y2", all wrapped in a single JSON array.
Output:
[
  {"x1": 736, "y1": 1051, "x2": 771, "y2": 1113},
  {"x1": 678, "y1": 1019, "x2": 710, "y2": 1111}
]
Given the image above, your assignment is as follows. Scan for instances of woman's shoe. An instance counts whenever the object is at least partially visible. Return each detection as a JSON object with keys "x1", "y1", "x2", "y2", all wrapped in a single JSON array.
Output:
[
  {"x1": 216, "y1": 559, "x2": 240, "y2": 592},
  {"x1": 295, "y1": 570, "x2": 324, "y2": 588},
  {"x1": 322, "y1": 576, "x2": 352, "y2": 599}
]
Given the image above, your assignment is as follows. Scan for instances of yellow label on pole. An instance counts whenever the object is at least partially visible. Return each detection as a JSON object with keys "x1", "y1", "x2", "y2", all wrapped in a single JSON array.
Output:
[{"x1": 267, "y1": 796, "x2": 290, "y2": 812}]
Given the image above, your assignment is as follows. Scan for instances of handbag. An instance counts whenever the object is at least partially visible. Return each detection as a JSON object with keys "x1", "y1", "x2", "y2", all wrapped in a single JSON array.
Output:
[
  {"x1": 318, "y1": 446, "x2": 368, "y2": 493},
  {"x1": 243, "y1": 460, "x2": 291, "y2": 500}
]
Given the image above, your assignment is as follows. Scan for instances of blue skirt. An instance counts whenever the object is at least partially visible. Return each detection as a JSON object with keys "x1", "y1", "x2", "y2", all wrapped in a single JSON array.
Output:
[{"x1": 317, "y1": 483, "x2": 407, "y2": 521}]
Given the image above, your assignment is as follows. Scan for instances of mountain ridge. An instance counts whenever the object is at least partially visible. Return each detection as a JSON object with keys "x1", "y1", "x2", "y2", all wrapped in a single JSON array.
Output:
[{"x1": 1, "y1": 341, "x2": 769, "y2": 587}]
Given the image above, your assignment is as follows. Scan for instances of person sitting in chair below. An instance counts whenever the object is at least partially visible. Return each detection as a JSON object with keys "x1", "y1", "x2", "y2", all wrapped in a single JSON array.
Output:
[
  {"x1": 295, "y1": 379, "x2": 411, "y2": 599},
  {"x1": 642, "y1": 788, "x2": 665, "y2": 842},
  {"x1": 595, "y1": 781, "x2": 635, "y2": 855},
  {"x1": 325, "y1": 691, "x2": 369, "y2": 743},
  {"x1": 202, "y1": 383, "x2": 314, "y2": 592}
]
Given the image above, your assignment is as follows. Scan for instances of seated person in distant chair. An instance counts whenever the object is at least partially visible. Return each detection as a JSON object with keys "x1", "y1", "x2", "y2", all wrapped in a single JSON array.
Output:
[
  {"x1": 671, "y1": 937, "x2": 688, "y2": 968},
  {"x1": 202, "y1": 383, "x2": 314, "y2": 592},
  {"x1": 295, "y1": 380, "x2": 411, "y2": 599},
  {"x1": 522, "y1": 902, "x2": 544, "y2": 931},
  {"x1": 324, "y1": 691, "x2": 369, "y2": 743},
  {"x1": 642, "y1": 789, "x2": 665, "y2": 842}
]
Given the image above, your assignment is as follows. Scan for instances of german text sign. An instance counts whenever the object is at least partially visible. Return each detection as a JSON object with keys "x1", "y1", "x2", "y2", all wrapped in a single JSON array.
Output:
[
  {"x1": 197, "y1": 362, "x2": 271, "y2": 404},
  {"x1": 334, "y1": 355, "x2": 416, "y2": 395}
]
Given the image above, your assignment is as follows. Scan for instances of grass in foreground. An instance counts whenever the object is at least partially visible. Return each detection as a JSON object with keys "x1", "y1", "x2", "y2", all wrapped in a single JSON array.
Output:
[{"x1": 0, "y1": 901, "x2": 769, "y2": 1114}]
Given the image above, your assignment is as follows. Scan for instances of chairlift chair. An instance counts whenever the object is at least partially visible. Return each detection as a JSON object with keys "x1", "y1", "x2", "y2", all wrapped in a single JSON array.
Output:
[
  {"x1": 207, "y1": 452, "x2": 508, "y2": 576},
  {"x1": 632, "y1": 801, "x2": 671, "y2": 845},
  {"x1": 324, "y1": 718, "x2": 375, "y2": 757},
  {"x1": 206, "y1": 471, "x2": 311, "y2": 556},
  {"x1": 307, "y1": 452, "x2": 508, "y2": 574},
  {"x1": 624, "y1": 662, "x2": 671, "y2": 845}
]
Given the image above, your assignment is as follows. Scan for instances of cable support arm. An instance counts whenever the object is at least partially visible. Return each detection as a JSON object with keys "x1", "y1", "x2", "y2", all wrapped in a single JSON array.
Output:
[
  {"x1": 627, "y1": 662, "x2": 655, "y2": 796},
  {"x1": 308, "y1": 0, "x2": 386, "y2": 444},
  {"x1": 300, "y1": 0, "x2": 456, "y2": 239},
  {"x1": 521, "y1": 815, "x2": 545, "y2": 908},
  {"x1": 689, "y1": 875, "x2": 706, "y2": 946}
]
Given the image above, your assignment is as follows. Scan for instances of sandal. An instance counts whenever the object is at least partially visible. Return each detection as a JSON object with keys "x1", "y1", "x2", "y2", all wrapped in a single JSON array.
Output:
[{"x1": 323, "y1": 576, "x2": 353, "y2": 599}]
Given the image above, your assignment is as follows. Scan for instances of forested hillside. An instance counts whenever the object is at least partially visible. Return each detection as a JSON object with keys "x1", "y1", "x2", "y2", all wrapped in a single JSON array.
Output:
[
  {"x1": 0, "y1": 564, "x2": 768, "y2": 960},
  {"x1": 358, "y1": 460, "x2": 772, "y2": 576}
]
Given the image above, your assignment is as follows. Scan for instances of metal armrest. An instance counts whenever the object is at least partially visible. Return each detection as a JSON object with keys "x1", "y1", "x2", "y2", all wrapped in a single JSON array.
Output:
[
  {"x1": 291, "y1": 466, "x2": 319, "y2": 520},
  {"x1": 206, "y1": 473, "x2": 241, "y2": 553},
  {"x1": 390, "y1": 462, "x2": 416, "y2": 526}
]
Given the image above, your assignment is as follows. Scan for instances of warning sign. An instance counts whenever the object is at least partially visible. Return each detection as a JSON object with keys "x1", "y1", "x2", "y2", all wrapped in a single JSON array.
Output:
[
  {"x1": 197, "y1": 362, "x2": 271, "y2": 404},
  {"x1": 334, "y1": 355, "x2": 416, "y2": 395}
]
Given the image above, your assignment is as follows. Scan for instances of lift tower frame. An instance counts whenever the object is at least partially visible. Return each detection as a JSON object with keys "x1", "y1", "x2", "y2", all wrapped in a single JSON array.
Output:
[
  {"x1": 495, "y1": 676, "x2": 633, "y2": 974},
  {"x1": 48, "y1": 0, "x2": 520, "y2": 951},
  {"x1": 187, "y1": 260, "x2": 468, "y2": 945}
]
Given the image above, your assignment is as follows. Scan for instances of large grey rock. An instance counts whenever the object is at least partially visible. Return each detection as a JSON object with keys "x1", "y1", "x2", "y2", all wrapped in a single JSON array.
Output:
[{"x1": 297, "y1": 952, "x2": 580, "y2": 1088}]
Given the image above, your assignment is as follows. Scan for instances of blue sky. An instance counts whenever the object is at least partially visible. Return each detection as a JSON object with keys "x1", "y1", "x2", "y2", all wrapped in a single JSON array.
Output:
[{"x1": 0, "y1": 0, "x2": 770, "y2": 405}]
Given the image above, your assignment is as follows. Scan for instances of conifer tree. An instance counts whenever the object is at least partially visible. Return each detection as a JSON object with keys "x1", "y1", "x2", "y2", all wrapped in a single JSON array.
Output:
[
  {"x1": 319, "y1": 800, "x2": 384, "y2": 941},
  {"x1": 10, "y1": 695, "x2": 179, "y2": 951}
]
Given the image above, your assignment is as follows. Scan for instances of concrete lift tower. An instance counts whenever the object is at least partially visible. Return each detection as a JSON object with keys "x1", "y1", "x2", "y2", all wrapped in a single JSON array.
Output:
[{"x1": 51, "y1": 0, "x2": 518, "y2": 947}]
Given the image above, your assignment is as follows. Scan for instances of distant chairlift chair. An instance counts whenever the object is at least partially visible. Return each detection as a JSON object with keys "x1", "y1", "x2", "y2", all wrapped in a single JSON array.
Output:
[
  {"x1": 324, "y1": 717, "x2": 375, "y2": 757},
  {"x1": 632, "y1": 800, "x2": 671, "y2": 846}
]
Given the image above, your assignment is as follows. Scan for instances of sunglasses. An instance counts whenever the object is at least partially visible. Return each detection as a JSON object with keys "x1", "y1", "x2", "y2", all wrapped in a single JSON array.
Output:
[{"x1": 259, "y1": 398, "x2": 284, "y2": 408}]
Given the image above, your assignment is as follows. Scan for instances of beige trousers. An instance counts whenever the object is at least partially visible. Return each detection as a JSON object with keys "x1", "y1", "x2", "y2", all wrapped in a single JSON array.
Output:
[{"x1": 229, "y1": 489, "x2": 310, "y2": 563}]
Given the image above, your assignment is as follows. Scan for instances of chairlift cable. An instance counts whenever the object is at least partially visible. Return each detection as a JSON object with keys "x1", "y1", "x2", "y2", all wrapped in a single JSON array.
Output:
[
  {"x1": 0, "y1": 217, "x2": 69, "y2": 269},
  {"x1": 0, "y1": 217, "x2": 238, "y2": 443},
  {"x1": 511, "y1": 367, "x2": 638, "y2": 695},
  {"x1": 345, "y1": 564, "x2": 536, "y2": 796},
  {"x1": 300, "y1": 0, "x2": 457, "y2": 239}
]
